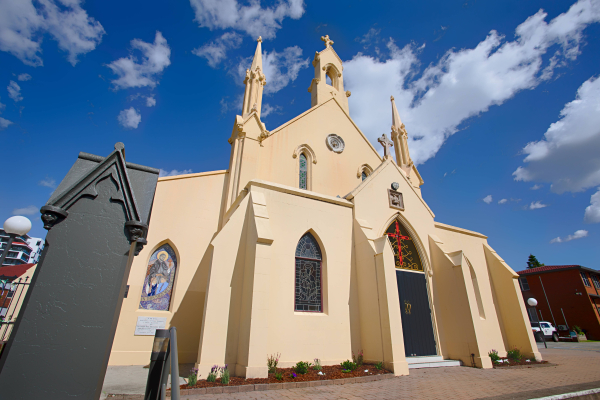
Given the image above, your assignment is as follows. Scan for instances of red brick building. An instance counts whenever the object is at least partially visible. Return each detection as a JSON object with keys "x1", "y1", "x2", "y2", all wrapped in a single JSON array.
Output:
[{"x1": 517, "y1": 265, "x2": 600, "y2": 340}]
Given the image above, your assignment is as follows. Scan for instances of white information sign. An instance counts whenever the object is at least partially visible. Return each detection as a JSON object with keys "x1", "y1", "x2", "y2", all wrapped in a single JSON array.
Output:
[{"x1": 134, "y1": 316, "x2": 167, "y2": 336}]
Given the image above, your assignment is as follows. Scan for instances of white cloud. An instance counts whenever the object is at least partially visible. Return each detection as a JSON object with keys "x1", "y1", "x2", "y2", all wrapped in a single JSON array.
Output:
[
  {"x1": 531, "y1": 184, "x2": 543, "y2": 190},
  {"x1": 7, "y1": 81, "x2": 23, "y2": 102},
  {"x1": 146, "y1": 96, "x2": 156, "y2": 107},
  {"x1": 483, "y1": 195, "x2": 493, "y2": 204},
  {"x1": 193, "y1": 32, "x2": 242, "y2": 67},
  {"x1": 117, "y1": 107, "x2": 141, "y2": 129},
  {"x1": 498, "y1": 198, "x2": 508, "y2": 204},
  {"x1": 189, "y1": 0, "x2": 304, "y2": 39},
  {"x1": 261, "y1": 103, "x2": 281, "y2": 117},
  {"x1": 38, "y1": 177, "x2": 56, "y2": 188},
  {"x1": 235, "y1": 46, "x2": 308, "y2": 94},
  {"x1": 514, "y1": 76, "x2": 600, "y2": 194},
  {"x1": 107, "y1": 31, "x2": 171, "y2": 90},
  {"x1": 17, "y1": 73, "x2": 32, "y2": 81},
  {"x1": 12, "y1": 205, "x2": 38, "y2": 216},
  {"x1": 0, "y1": 117, "x2": 12, "y2": 130},
  {"x1": 344, "y1": 0, "x2": 600, "y2": 165},
  {"x1": 584, "y1": 188, "x2": 600, "y2": 223},
  {"x1": 550, "y1": 229, "x2": 588, "y2": 243},
  {"x1": 159, "y1": 169, "x2": 193, "y2": 177},
  {"x1": 529, "y1": 201, "x2": 548, "y2": 209},
  {"x1": 0, "y1": 0, "x2": 105, "y2": 66}
]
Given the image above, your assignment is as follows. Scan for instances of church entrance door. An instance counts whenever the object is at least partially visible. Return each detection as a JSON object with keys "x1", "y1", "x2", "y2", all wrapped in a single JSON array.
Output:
[{"x1": 396, "y1": 270, "x2": 437, "y2": 357}]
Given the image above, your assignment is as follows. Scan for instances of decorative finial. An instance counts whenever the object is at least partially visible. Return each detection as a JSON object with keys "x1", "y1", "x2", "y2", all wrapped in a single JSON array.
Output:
[
  {"x1": 257, "y1": 36, "x2": 262, "y2": 43},
  {"x1": 321, "y1": 35, "x2": 334, "y2": 48},
  {"x1": 378, "y1": 133, "x2": 393, "y2": 159},
  {"x1": 390, "y1": 96, "x2": 394, "y2": 101}
]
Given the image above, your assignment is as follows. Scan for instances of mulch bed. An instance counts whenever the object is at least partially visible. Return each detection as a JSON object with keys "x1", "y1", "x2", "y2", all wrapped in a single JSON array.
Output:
[
  {"x1": 179, "y1": 363, "x2": 391, "y2": 389},
  {"x1": 493, "y1": 357, "x2": 549, "y2": 368}
]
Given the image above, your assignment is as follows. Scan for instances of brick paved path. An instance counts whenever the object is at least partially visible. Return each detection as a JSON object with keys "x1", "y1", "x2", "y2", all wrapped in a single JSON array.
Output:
[{"x1": 176, "y1": 348, "x2": 600, "y2": 400}]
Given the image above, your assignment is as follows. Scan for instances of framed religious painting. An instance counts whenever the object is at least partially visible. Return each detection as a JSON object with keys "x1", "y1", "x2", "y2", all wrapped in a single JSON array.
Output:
[{"x1": 139, "y1": 244, "x2": 178, "y2": 311}]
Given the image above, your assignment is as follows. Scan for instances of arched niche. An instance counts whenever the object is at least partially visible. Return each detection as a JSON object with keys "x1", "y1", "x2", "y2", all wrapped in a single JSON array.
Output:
[{"x1": 138, "y1": 239, "x2": 181, "y2": 312}]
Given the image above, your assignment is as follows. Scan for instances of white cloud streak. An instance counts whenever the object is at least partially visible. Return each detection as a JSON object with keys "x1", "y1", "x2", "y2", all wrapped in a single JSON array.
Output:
[
  {"x1": 550, "y1": 229, "x2": 588, "y2": 243},
  {"x1": 7, "y1": 81, "x2": 23, "y2": 102},
  {"x1": 483, "y1": 195, "x2": 493, "y2": 204},
  {"x1": 193, "y1": 32, "x2": 242, "y2": 67},
  {"x1": 0, "y1": 117, "x2": 12, "y2": 130},
  {"x1": 12, "y1": 205, "x2": 38, "y2": 216},
  {"x1": 146, "y1": 96, "x2": 156, "y2": 107},
  {"x1": 189, "y1": 0, "x2": 304, "y2": 39},
  {"x1": 0, "y1": 0, "x2": 105, "y2": 66},
  {"x1": 107, "y1": 31, "x2": 171, "y2": 90},
  {"x1": 38, "y1": 177, "x2": 56, "y2": 188},
  {"x1": 498, "y1": 198, "x2": 508, "y2": 204},
  {"x1": 529, "y1": 201, "x2": 548, "y2": 209},
  {"x1": 584, "y1": 188, "x2": 600, "y2": 223},
  {"x1": 344, "y1": 0, "x2": 600, "y2": 165},
  {"x1": 17, "y1": 73, "x2": 32, "y2": 81},
  {"x1": 117, "y1": 107, "x2": 141, "y2": 129},
  {"x1": 159, "y1": 169, "x2": 193, "y2": 177}
]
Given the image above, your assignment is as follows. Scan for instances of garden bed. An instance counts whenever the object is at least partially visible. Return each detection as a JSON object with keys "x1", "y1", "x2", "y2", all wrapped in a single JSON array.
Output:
[
  {"x1": 179, "y1": 363, "x2": 392, "y2": 389},
  {"x1": 493, "y1": 358, "x2": 549, "y2": 368}
]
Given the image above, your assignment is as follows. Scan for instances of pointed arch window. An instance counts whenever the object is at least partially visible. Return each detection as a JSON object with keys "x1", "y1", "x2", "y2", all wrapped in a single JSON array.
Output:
[
  {"x1": 139, "y1": 243, "x2": 178, "y2": 311},
  {"x1": 385, "y1": 220, "x2": 423, "y2": 272},
  {"x1": 295, "y1": 233, "x2": 322, "y2": 312},
  {"x1": 299, "y1": 153, "x2": 308, "y2": 190},
  {"x1": 361, "y1": 171, "x2": 368, "y2": 181}
]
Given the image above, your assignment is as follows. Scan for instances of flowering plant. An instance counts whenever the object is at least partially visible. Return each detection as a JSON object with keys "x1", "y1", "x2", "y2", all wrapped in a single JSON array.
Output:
[
  {"x1": 289, "y1": 372, "x2": 297, "y2": 379},
  {"x1": 352, "y1": 350, "x2": 364, "y2": 367},
  {"x1": 312, "y1": 358, "x2": 322, "y2": 371},
  {"x1": 188, "y1": 367, "x2": 199, "y2": 386},
  {"x1": 207, "y1": 365, "x2": 219, "y2": 383},
  {"x1": 488, "y1": 349, "x2": 500, "y2": 363},
  {"x1": 267, "y1": 352, "x2": 281, "y2": 373}
]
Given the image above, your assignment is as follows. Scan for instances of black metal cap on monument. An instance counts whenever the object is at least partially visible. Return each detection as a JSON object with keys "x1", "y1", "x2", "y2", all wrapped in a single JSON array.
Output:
[{"x1": 0, "y1": 143, "x2": 160, "y2": 400}]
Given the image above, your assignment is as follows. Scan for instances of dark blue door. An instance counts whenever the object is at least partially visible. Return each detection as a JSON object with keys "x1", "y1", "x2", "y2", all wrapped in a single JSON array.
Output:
[{"x1": 396, "y1": 270, "x2": 437, "y2": 357}]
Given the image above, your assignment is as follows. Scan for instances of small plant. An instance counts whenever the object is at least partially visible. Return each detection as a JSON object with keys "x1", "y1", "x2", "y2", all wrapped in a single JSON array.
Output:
[
  {"x1": 375, "y1": 361, "x2": 383, "y2": 370},
  {"x1": 207, "y1": 365, "x2": 218, "y2": 383},
  {"x1": 221, "y1": 365, "x2": 230, "y2": 385},
  {"x1": 352, "y1": 350, "x2": 364, "y2": 367},
  {"x1": 187, "y1": 367, "x2": 199, "y2": 386},
  {"x1": 488, "y1": 349, "x2": 500, "y2": 363},
  {"x1": 290, "y1": 372, "x2": 297, "y2": 379},
  {"x1": 313, "y1": 358, "x2": 322, "y2": 371},
  {"x1": 340, "y1": 360, "x2": 357, "y2": 371},
  {"x1": 573, "y1": 325, "x2": 583, "y2": 335},
  {"x1": 267, "y1": 352, "x2": 281, "y2": 373},
  {"x1": 274, "y1": 372, "x2": 283, "y2": 381},
  {"x1": 506, "y1": 347, "x2": 522, "y2": 362},
  {"x1": 294, "y1": 361, "x2": 311, "y2": 374}
]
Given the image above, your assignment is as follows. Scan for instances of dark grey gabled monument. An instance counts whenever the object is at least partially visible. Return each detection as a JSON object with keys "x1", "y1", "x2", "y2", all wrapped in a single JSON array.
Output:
[{"x1": 0, "y1": 143, "x2": 159, "y2": 399}]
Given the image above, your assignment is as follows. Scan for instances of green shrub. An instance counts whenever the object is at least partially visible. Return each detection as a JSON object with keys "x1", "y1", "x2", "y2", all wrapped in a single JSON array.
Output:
[
  {"x1": 188, "y1": 367, "x2": 199, "y2": 386},
  {"x1": 375, "y1": 361, "x2": 383, "y2": 370},
  {"x1": 206, "y1": 372, "x2": 216, "y2": 383},
  {"x1": 221, "y1": 368, "x2": 230, "y2": 385},
  {"x1": 488, "y1": 350, "x2": 500, "y2": 363},
  {"x1": 274, "y1": 372, "x2": 283, "y2": 381},
  {"x1": 573, "y1": 325, "x2": 583, "y2": 335},
  {"x1": 506, "y1": 348, "x2": 522, "y2": 362},
  {"x1": 340, "y1": 360, "x2": 357, "y2": 371},
  {"x1": 294, "y1": 361, "x2": 311, "y2": 374},
  {"x1": 352, "y1": 350, "x2": 364, "y2": 367}
]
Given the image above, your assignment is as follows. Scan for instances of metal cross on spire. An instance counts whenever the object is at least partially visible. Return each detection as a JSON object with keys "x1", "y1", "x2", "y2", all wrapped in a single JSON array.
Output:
[
  {"x1": 378, "y1": 133, "x2": 393, "y2": 159},
  {"x1": 321, "y1": 35, "x2": 334, "y2": 48}
]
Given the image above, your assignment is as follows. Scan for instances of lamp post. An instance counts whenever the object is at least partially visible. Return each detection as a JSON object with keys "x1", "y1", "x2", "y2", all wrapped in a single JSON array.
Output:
[
  {"x1": 0, "y1": 216, "x2": 32, "y2": 267},
  {"x1": 528, "y1": 297, "x2": 546, "y2": 349}
]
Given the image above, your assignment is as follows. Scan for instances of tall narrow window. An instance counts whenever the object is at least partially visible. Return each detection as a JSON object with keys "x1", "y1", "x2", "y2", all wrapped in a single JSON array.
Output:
[
  {"x1": 519, "y1": 276, "x2": 530, "y2": 291},
  {"x1": 581, "y1": 271, "x2": 591, "y2": 287},
  {"x1": 361, "y1": 171, "x2": 368, "y2": 181},
  {"x1": 299, "y1": 153, "x2": 307, "y2": 189},
  {"x1": 295, "y1": 233, "x2": 322, "y2": 312},
  {"x1": 139, "y1": 244, "x2": 178, "y2": 311},
  {"x1": 592, "y1": 275, "x2": 600, "y2": 290}
]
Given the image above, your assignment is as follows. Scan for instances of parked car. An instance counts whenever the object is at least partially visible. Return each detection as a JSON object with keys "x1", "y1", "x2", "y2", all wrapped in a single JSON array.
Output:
[{"x1": 531, "y1": 321, "x2": 559, "y2": 342}]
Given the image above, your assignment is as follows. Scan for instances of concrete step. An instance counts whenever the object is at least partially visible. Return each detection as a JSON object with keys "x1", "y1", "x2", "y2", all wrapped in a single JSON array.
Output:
[{"x1": 406, "y1": 356, "x2": 462, "y2": 369}]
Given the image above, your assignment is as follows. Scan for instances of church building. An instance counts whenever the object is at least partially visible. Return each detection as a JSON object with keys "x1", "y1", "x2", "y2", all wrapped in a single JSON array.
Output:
[{"x1": 108, "y1": 36, "x2": 540, "y2": 378}]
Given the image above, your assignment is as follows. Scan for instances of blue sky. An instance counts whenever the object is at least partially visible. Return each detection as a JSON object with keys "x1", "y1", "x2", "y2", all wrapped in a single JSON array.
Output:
[{"x1": 1, "y1": 0, "x2": 599, "y2": 270}]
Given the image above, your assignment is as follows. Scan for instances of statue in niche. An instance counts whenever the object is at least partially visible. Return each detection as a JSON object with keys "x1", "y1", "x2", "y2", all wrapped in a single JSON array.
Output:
[{"x1": 139, "y1": 245, "x2": 177, "y2": 311}]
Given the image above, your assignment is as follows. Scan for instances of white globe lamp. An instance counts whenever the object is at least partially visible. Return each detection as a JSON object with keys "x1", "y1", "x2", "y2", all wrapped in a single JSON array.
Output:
[
  {"x1": 1, "y1": 215, "x2": 33, "y2": 266},
  {"x1": 527, "y1": 298, "x2": 538, "y2": 307}
]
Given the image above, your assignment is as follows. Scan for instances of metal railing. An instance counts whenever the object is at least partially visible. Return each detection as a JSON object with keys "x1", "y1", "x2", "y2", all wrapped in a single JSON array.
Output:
[{"x1": 0, "y1": 277, "x2": 30, "y2": 343}]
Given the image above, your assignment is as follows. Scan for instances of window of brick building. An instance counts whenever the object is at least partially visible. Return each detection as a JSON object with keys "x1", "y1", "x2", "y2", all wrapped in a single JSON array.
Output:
[
  {"x1": 519, "y1": 276, "x2": 530, "y2": 291},
  {"x1": 581, "y1": 271, "x2": 591, "y2": 287}
]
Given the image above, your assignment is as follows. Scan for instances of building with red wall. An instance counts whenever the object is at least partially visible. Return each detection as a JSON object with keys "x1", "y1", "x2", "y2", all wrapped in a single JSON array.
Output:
[{"x1": 517, "y1": 265, "x2": 600, "y2": 340}]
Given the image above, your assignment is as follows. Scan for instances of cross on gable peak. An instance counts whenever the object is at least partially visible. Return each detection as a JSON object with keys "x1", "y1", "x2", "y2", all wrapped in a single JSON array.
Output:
[
  {"x1": 321, "y1": 35, "x2": 334, "y2": 48},
  {"x1": 378, "y1": 133, "x2": 393, "y2": 158}
]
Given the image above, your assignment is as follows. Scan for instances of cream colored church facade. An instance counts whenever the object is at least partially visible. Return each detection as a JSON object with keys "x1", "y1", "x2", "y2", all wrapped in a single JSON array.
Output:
[{"x1": 108, "y1": 36, "x2": 540, "y2": 378}]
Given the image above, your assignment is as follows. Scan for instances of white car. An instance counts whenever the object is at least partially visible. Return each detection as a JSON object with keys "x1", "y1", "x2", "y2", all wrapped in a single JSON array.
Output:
[{"x1": 531, "y1": 321, "x2": 559, "y2": 342}]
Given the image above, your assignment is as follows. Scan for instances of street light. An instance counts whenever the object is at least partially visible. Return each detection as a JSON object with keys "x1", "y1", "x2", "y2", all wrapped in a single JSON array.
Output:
[
  {"x1": 528, "y1": 297, "x2": 547, "y2": 349},
  {"x1": 0, "y1": 216, "x2": 32, "y2": 267}
]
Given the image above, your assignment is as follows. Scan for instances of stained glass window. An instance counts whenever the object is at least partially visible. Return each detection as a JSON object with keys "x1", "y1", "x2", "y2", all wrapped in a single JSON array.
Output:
[
  {"x1": 299, "y1": 153, "x2": 307, "y2": 189},
  {"x1": 361, "y1": 171, "x2": 368, "y2": 181},
  {"x1": 385, "y1": 220, "x2": 423, "y2": 272},
  {"x1": 295, "y1": 233, "x2": 322, "y2": 312},
  {"x1": 139, "y1": 244, "x2": 178, "y2": 311}
]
